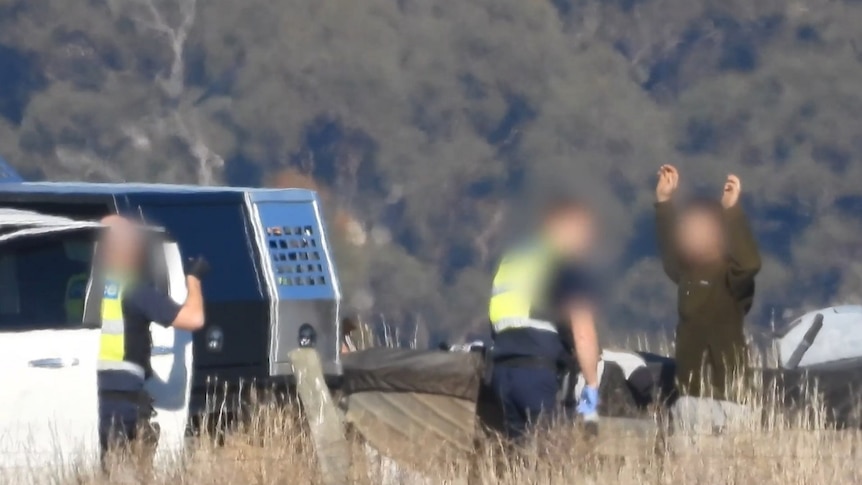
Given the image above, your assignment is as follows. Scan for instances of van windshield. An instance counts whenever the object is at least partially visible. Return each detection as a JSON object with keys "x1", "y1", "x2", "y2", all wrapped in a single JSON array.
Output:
[{"x1": 0, "y1": 232, "x2": 95, "y2": 331}]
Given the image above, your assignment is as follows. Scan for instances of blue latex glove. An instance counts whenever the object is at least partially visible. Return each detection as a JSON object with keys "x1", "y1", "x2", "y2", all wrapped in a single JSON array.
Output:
[{"x1": 577, "y1": 385, "x2": 600, "y2": 419}]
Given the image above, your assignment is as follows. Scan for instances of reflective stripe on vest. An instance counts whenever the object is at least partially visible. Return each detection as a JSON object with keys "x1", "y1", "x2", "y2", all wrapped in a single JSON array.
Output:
[
  {"x1": 99, "y1": 277, "x2": 145, "y2": 379},
  {"x1": 494, "y1": 317, "x2": 558, "y2": 334},
  {"x1": 489, "y1": 244, "x2": 556, "y2": 334}
]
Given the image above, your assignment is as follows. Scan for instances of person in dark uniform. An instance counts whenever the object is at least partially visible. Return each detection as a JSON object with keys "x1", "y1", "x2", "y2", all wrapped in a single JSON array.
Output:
[
  {"x1": 97, "y1": 215, "x2": 209, "y2": 466},
  {"x1": 654, "y1": 165, "x2": 761, "y2": 443},
  {"x1": 488, "y1": 197, "x2": 602, "y2": 440}
]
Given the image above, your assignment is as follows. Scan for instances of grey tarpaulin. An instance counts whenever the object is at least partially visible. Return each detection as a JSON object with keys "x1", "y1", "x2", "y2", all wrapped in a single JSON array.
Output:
[
  {"x1": 341, "y1": 348, "x2": 484, "y2": 401},
  {"x1": 341, "y1": 348, "x2": 483, "y2": 469},
  {"x1": 345, "y1": 391, "x2": 478, "y2": 471},
  {"x1": 341, "y1": 348, "x2": 673, "y2": 427}
]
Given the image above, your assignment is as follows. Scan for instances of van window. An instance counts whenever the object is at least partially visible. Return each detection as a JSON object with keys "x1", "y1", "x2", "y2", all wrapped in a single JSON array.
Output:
[
  {"x1": 0, "y1": 233, "x2": 94, "y2": 331},
  {"x1": 140, "y1": 203, "x2": 262, "y2": 300}
]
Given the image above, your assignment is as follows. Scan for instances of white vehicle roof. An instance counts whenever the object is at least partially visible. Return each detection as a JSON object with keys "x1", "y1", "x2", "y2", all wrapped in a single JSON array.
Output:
[
  {"x1": 0, "y1": 208, "x2": 124, "y2": 243},
  {"x1": 777, "y1": 305, "x2": 862, "y2": 368}
]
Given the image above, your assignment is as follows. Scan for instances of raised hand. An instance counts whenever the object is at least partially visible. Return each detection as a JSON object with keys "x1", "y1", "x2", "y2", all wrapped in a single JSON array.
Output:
[
  {"x1": 656, "y1": 164, "x2": 679, "y2": 202},
  {"x1": 722, "y1": 174, "x2": 741, "y2": 208}
]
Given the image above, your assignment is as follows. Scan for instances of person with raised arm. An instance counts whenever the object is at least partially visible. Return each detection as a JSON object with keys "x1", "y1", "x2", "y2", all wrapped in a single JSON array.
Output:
[{"x1": 654, "y1": 165, "x2": 761, "y2": 445}]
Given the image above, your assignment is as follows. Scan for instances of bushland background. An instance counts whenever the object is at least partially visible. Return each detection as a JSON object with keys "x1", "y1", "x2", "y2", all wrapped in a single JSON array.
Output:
[{"x1": 1, "y1": 0, "x2": 861, "y2": 346}]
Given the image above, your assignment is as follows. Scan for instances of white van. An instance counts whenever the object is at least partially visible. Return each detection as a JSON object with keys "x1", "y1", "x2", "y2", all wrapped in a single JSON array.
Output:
[
  {"x1": 0, "y1": 181, "x2": 344, "y2": 473},
  {"x1": 0, "y1": 208, "x2": 191, "y2": 472}
]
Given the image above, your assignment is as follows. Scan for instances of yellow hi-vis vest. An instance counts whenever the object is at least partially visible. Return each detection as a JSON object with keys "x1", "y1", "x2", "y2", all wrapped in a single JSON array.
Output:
[
  {"x1": 98, "y1": 276, "x2": 145, "y2": 379},
  {"x1": 489, "y1": 243, "x2": 558, "y2": 335}
]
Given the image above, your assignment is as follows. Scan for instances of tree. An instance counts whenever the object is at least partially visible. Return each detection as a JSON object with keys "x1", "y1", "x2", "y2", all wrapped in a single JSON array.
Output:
[{"x1": 1, "y1": 0, "x2": 861, "y2": 345}]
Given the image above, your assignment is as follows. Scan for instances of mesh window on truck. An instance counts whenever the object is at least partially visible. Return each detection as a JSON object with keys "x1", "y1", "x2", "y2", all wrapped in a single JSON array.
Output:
[
  {"x1": 266, "y1": 225, "x2": 326, "y2": 287},
  {"x1": 254, "y1": 201, "x2": 335, "y2": 299}
]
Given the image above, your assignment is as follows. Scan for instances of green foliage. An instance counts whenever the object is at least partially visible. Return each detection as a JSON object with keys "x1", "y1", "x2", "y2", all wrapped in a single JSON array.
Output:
[{"x1": 1, "y1": 0, "x2": 861, "y2": 344}]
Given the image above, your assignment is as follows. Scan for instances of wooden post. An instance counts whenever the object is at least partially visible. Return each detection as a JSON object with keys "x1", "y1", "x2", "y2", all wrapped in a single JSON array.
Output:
[{"x1": 289, "y1": 348, "x2": 350, "y2": 485}]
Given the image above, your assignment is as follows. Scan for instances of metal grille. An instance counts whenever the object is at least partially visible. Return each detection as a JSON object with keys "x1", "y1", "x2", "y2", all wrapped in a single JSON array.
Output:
[
  {"x1": 255, "y1": 200, "x2": 336, "y2": 299},
  {"x1": 266, "y1": 224, "x2": 327, "y2": 287}
]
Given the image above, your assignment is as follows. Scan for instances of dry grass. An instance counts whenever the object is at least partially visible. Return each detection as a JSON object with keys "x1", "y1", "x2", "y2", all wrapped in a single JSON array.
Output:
[
  {"x1": 6, "y1": 332, "x2": 861, "y2": 485},
  {"x1": 5, "y1": 387, "x2": 859, "y2": 485}
]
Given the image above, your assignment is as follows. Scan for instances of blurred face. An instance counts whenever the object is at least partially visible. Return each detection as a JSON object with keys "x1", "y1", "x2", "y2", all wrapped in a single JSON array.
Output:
[
  {"x1": 100, "y1": 216, "x2": 143, "y2": 272},
  {"x1": 546, "y1": 209, "x2": 596, "y2": 257},
  {"x1": 677, "y1": 208, "x2": 725, "y2": 264}
]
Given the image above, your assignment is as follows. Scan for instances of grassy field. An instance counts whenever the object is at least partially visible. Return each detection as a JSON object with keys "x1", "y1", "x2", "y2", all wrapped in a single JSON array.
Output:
[
  {"x1": 29, "y1": 420, "x2": 862, "y2": 484},
  {"x1": 7, "y1": 386, "x2": 858, "y2": 485},
  {"x1": 9, "y1": 334, "x2": 862, "y2": 484}
]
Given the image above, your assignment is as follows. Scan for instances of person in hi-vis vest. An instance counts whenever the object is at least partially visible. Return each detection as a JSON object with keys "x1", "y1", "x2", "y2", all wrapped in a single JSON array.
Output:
[
  {"x1": 65, "y1": 272, "x2": 90, "y2": 323},
  {"x1": 488, "y1": 196, "x2": 602, "y2": 440},
  {"x1": 97, "y1": 215, "x2": 209, "y2": 466}
]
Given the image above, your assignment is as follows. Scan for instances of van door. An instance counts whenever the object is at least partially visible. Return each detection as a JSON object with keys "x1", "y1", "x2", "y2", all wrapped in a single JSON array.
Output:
[
  {"x1": 143, "y1": 238, "x2": 194, "y2": 460},
  {"x1": 0, "y1": 232, "x2": 101, "y2": 472}
]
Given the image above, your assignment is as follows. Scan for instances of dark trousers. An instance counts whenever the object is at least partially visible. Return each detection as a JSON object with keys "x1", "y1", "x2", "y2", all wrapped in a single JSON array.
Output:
[
  {"x1": 491, "y1": 365, "x2": 559, "y2": 439},
  {"x1": 98, "y1": 391, "x2": 159, "y2": 467}
]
